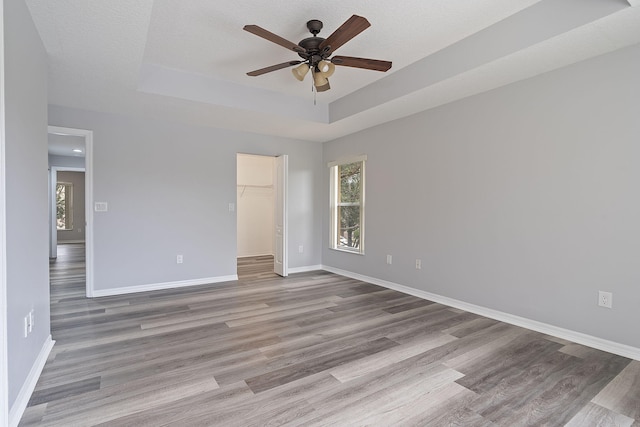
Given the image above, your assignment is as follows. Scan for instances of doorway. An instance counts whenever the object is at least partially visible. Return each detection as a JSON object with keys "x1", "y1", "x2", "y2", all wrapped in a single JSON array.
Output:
[
  {"x1": 47, "y1": 126, "x2": 94, "y2": 297},
  {"x1": 236, "y1": 154, "x2": 288, "y2": 278},
  {"x1": 51, "y1": 168, "x2": 85, "y2": 245}
]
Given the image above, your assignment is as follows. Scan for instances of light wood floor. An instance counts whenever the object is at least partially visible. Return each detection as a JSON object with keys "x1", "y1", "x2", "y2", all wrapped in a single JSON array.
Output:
[
  {"x1": 237, "y1": 255, "x2": 275, "y2": 280},
  {"x1": 20, "y1": 244, "x2": 640, "y2": 426}
]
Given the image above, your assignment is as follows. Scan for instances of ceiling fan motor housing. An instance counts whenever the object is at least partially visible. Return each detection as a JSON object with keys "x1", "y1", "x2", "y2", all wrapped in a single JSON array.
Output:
[
  {"x1": 297, "y1": 37, "x2": 325, "y2": 58},
  {"x1": 306, "y1": 19, "x2": 323, "y2": 35},
  {"x1": 298, "y1": 20, "x2": 331, "y2": 68}
]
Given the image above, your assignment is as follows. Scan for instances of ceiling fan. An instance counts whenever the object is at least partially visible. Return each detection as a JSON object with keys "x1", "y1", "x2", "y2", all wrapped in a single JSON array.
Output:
[{"x1": 243, "y1": 15, "x2": 392, "y2": 92}]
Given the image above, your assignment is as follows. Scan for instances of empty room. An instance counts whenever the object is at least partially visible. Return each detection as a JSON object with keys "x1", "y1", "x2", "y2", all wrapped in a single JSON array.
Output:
[{"x1": 1, "y1": 0, "x2": 640, "y2": 426}]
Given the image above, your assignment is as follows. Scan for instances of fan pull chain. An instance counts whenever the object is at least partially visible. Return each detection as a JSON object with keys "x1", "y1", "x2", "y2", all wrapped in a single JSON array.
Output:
[{"x1": 311, "y1": 71, "x2": 317, "y2": 105}]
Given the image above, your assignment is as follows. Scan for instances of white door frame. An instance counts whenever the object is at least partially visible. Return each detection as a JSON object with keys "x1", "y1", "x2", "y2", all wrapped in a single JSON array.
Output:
[
  {"x1": 0, "y1": 3, "x2": 9, "y2": 423},
  {"x1": 274, "y1": 155, "x2": 288, "y2": 277},
  {"x1": 236, "y1": 152, "x2": 288, "y2": 277},
  {"x1": 48, "y1": 126, "x2": 95, "y2": 297}
]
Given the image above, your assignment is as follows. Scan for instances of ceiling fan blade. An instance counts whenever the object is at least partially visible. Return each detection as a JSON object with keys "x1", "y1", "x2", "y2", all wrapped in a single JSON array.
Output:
[
  {"x1": 331, "y1": 56, "x2": 392, "y2": 72},
  {"x1": 246, "y1": 60, "x2": 302, "y2": 77},
  {"x1": 319, "y1": 15, "x2": 370, "y2": 54},
  {"x1": 243, "y1": 25, "x2": 305, "y2": 53}
]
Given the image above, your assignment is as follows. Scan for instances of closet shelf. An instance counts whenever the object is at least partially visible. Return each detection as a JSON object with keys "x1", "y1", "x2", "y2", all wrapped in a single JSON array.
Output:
[{"x1": 237, "y1": 184, "x2": 273, "y2": 197}]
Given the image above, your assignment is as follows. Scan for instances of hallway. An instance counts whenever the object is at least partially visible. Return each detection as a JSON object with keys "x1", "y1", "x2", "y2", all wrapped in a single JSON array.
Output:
[{"x1": 49, "y1": 243, "x2": 86, "y2": 305}]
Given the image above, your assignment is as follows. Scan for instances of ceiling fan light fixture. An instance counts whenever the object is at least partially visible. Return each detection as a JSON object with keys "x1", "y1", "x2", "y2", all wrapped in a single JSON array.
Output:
[
  {"x1": 244, "y1": 15, "x2": 392, "y2": 95},
  {"x1": 318, "y1": 60, "x2": 335, "y2": 77},
  {"x1": 292, "y1": 63, "x2": 310, "y2": 81},
  {"x1": 315, "y1": 80, "x2": 330, "y2": 92},
  {"x1": 313, "y1": 70, "x2": 328, "y2": 88}
]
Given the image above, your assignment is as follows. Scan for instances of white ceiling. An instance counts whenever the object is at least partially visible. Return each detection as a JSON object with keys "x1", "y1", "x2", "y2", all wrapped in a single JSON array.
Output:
[{"x1": 26, "y1": 0, "x2": 640, "y2": 143}]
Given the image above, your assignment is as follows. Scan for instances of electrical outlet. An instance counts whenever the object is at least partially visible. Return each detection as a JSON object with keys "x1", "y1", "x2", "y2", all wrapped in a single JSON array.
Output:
[
  {"x1": 176, "y1": 254, "x2": 183, "y2": 264},
  {"x1": 228, "y1": 203, "x2": 235, "y2": 212},
  {"x1": 598, "y1": 291, "x2": 613, "y2": 309},
  {"x1": 298, "y1": 245, "x2": 304, "y2": 254},
  {"x1": 386, "y1": 255, "x2": 392, "y2": 265},
  {"x1": 415, "y1": 259, "x2": 422, "y2": 270},
  {"x1": 24, "y1": 316, "x2": 29, "y2": 337}
]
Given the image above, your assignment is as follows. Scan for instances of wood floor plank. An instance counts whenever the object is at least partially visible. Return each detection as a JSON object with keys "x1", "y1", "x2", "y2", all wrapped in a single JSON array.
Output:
[
  {"x1": 565, "y1": 402, "x2": 635, "y2": 427},
  {"x1": 40, "y1": 369, "x2": 220, "y2": 425},
  {"x1": 593, "y1": 360, "x2": 640, "y2": 420},
  {"x1": 443, "y1": 325, "x2": 529, "y2": 370},
  {"x1": 329, "y1": 332, "x2": 458, "y2": 383},
  {"x1": 301, "y1": 362, "x2": 465, "y2": 426},
  {"x1": 466, "y1": 349, "x2": 580, "y2": 422},
  {"x1": 18, "y1": 244, "x2": 639, "y2": 426},
  {"x1": 310, "y1": 372, "x2": 464, "y2": 426},
  {"x1": 245, "y1": 337, "x2": 399, "y2": 394},
  {"x1": 28, "y1": 377, "x2": 101, "y2": 406},
  {"x1": 490, "y1": 350, "x2": 632, "y2": 426},
  {"x1": 405, "y1": 383, "x2": 487, "y2": 426},
  {"x1": 455, "y1": 333, "x2": 566, "y2": 393}
]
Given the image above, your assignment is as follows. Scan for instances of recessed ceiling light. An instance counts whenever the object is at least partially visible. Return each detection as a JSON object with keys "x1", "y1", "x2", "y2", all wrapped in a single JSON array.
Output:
[{"x1": 72, "y1": 149, "x2": 83, "y2": 153}]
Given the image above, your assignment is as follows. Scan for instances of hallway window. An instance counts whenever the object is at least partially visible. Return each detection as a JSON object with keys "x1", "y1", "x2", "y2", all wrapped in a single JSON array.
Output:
[
  {"x1": 56, "y1": 182, "x2": 73, "y2": 230},
  {"x1": 329, "y1": 155, "x2": 366, "y2": 254}
]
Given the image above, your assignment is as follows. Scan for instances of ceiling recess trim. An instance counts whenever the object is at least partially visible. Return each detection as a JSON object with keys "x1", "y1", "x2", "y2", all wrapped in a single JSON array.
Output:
[
  {"x1": 329, "y1": 0, "x2": 630, "y2": 123},
  {"x1": 137, "y1": 63, "x2": 330, "y2": 123}
]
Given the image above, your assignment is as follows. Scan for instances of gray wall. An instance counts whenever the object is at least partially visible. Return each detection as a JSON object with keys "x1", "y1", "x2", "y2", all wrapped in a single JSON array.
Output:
[
  {"x1": 3, "y1": 0, "x2": 50, "y2": 410},
  {"x1": 323, "y1": 43, "x2": 640, "y2": 348},
  {"x1": 56, "y1": 171, "x2": 85, "y2": 242},
  {"x1": 48, "y1": 105, "x2": 323, "y2": 291}
]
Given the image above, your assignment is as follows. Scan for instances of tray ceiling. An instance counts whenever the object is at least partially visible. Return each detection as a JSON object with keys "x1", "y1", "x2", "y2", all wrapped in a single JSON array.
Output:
[{"x1": 26, "y1": 0, "x2": 640, "y2": 142}]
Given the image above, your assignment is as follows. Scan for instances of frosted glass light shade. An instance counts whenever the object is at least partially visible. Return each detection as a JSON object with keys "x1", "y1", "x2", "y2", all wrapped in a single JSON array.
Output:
[
  {"x1": 314, "y1": 70, "x2": 330, "y2": 92},
  {"x1": 313, "y1": 71, "x2": 328, "y2": 88},
  {"x1": 292, "y1": 64, "x2": 310, "y2": 81},
  {"x1": 315, "y1": 81, "x2": 330, "y2": 92},
  {"x1": 318, "y1": 60, "x2": 335, "y2": 77}
]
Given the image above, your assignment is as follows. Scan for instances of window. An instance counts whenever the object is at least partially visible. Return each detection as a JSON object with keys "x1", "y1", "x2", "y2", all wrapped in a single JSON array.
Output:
[
  {"x1": 329, "y1": 156, "x2": 366, "y2": 253},
  {"x1": 56, "y1": 182, "x2": 73, "y2": 230}
]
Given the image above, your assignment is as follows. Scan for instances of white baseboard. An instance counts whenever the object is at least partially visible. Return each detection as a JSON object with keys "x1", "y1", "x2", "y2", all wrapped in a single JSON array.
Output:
[
  {"x1": 57, "y1": 240, "x2": 85, "y2": 244},
  {"x1": 322, "y1": 265, "x2": 640, "y2": 361},
  {"x1": 92, "y1": 275, "x2": 239, "y2": 297},
  {"x1": 9, "y1": 336, "x2": 54, "y2": 427},
  {"x1": 288, "y1": 265, "x2": 323, "y2": 274}
]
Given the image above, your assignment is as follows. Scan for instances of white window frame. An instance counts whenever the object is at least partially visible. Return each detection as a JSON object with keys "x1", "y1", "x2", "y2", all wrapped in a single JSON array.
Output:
[{"x1": 329, "y1": 155, "x2": 366, "y2": 254}]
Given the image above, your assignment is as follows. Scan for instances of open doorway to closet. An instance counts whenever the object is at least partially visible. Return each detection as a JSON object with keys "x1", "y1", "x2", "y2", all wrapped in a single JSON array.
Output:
[{"x1": 236, "y1": 153, "x2": 288, "y2": 279}]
